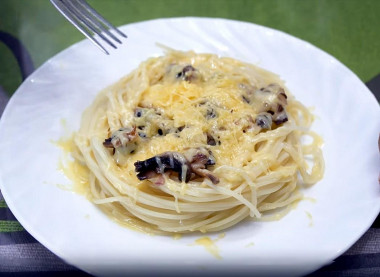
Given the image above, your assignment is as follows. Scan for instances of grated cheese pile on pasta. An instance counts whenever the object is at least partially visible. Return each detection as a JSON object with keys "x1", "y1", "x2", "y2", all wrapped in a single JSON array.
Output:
[{"x1": 71, "y1": 49, "x2": 324, "y2": 234}]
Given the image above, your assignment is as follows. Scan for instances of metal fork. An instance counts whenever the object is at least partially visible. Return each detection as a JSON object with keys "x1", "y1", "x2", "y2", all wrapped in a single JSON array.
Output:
[{"x1": 50, "y1": 0, "x2": 127, "y2": 55}]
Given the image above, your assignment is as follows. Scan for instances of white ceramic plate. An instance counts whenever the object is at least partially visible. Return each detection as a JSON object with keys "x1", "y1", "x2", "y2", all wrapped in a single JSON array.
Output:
[{"x1": 0, "y1": 18, "x2": 379, "y2": 276}]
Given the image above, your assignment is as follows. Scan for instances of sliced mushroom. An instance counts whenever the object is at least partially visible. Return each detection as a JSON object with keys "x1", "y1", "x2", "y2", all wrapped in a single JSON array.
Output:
[
  {"x1": 206, "y1": 107, "x2": 217, "y2": 119},
  {"x1": 255, "y1": 112, "x2": 273, "y2": 129},
  {"x1": 103, "y1": 126, "x2": 138, "y2": 150},
  {"x1": 206, "y1": 133, "x2": 221, "y2": 146},
  {"x1": 184, "y1": 147, "x2": 219, "y2": 184},
  {"x1": 176, "y1": 65, "x2": 199, "y2": 82},
  {"x1": 272, "y1": 90, "x2": 288, "y2": 124},
  {"x1": 136, "y1": 170, "x2": 165, "y2": 186},
  {"x1": 256, "y1": 83, "x2": 288, "y2": 124},
  {"x1": 239, "y1": 82, "x2": 289, "y2": 129},
  {"x1": 197, "y1": 100, "x2": 219, "y2": 120},
  {"x1": 273, "y1": 110, "x2": 288, "y2": 125},
  {"x1": 134, "y1": 147, "x2": 219, "y2": 184},
  {"x1": 239, "y1": 83, "x2": 257, "y2": 104},
  {"x1": 134, "y1": 151, "x2": 191, "y2": 183},
  {"x1": 241, "y1": 83, "x2": 289, "y2": 129},
  {"x1": 207, "y1": 133, "x2": 217, "y2": 146}
]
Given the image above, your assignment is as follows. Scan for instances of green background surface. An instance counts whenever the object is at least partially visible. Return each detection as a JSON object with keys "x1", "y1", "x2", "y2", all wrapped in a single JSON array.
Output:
[{"x1": 0, "y1": 0, "x2": 380, "y2": 96}]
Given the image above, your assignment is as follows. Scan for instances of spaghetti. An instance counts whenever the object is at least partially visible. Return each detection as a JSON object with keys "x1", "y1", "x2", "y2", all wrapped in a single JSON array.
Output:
[{"x1": 71, "y1": 49, "x2": 324, "y2": 234}]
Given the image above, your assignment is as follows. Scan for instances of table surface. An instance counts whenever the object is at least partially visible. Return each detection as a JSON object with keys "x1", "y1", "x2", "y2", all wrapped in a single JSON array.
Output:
[{"x1": 0, "y1": 0, "x2": 379, "y2": 276}]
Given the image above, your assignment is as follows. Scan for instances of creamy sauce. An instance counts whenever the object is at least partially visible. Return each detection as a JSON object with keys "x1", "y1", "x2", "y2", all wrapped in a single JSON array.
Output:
[
  {"x1": 53, "y1": 137, "x2": 75, "y2": 154},
  {"x1": 245, "y1": 242, "x2": 255, "y2": 248},
  {"x1": 54, "y1": 137, "x2": 90, "y2": 195},
  {"x1": 172, "y1": 233, "x2": 182, "y2": 240},
  {"x1": 305, "y1": 211, "x2": 313, "y2": 227},
  {"x1": 191, "y1": 233, "x2": 225, "y2": 260},
  {"x1": 57, "y1": 159, "x2": 89, "y2": 195},
  {"x1": 217, "y1": 233, "x2": 225, "y2": 240},
  {"x1": 194, "y1": 237, "x2": 221, "y2": 259}
]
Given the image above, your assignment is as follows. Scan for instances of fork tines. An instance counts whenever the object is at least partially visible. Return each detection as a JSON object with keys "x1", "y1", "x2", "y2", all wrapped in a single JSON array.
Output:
[{"x1": 50, "y1": 0, "x2": 127, "y2": 55}]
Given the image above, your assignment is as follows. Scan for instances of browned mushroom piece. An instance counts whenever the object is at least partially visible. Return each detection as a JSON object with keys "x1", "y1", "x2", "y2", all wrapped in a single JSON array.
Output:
[
  {"x1": 256, "y1": 83, "x2": 288, "y2": 126},
  {"x1": 207, "y1": 133, "x2": 217, "y2": 146},
  {"x1": 138, "y1": 171, "x2": 165, "y2": 186},
  {"x1": 184, "y1": 147, "x2": 219, "y2": 184},
  {"x1": 255, "y1": 112, "x2": 273, "y2": 130},
  {"x1": 135, "y1": 151, "x2": 191, "y2": 183},
  {"x1": 239, "y1": 83, "x2": 289, "y2": 129},
  {"x1": 176, "y1": 65, "x2": 199, "y2": 82},
  {"x1": 134, "y1": 147, "x2": 219, "y2": 185},
  {"x1": 197, "y1": 100, "x2": 219, "y2": 120},
  {"x1": 103, "y1": 126, "x2": 138, "y2": 154},
  {"x1": 239, "y1": 83, "x2": 257, "y2": 104},
  {"x1": 103, "y1": 126, "x2": 138, "y2": 148}
]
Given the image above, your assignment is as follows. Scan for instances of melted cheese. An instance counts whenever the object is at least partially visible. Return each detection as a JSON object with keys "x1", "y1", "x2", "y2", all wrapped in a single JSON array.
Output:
[{"x1": 108, "y1": 51, "x2": 290, "y2": 175}]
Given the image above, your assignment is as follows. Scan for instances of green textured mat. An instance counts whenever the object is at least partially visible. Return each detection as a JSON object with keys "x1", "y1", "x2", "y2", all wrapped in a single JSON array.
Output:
[
  {"x1": 0, "y1": 220, "x2": 24, "y2": 232},
  {"x1": 0, "y1": 200, "x2": 8, "y2": 208}
]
